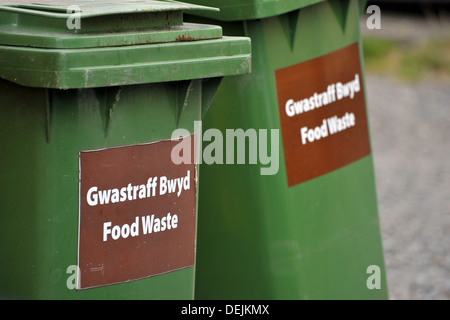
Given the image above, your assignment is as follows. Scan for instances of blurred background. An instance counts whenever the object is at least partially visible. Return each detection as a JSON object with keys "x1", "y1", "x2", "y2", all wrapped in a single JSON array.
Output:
[{"x1": 361, "y1": 0, "x2": 450, "y2": 300}]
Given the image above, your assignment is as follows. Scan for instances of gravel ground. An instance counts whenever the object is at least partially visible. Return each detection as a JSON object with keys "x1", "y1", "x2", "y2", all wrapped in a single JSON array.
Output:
[
  {"x1": 366, "y1": 74, "x2": 450, "y2": 300},
  {"x1": 361, "y1": 6, "x2": 450, "y2": 301}
]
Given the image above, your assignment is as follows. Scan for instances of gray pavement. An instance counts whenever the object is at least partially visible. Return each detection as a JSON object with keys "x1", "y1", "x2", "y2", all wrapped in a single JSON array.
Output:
[
  {"x1": 362, "y1": 7, "x2": 450, "y2": 299},
  {"x1": 366, "y1": 74, "x2": 450, "y2": 300}
]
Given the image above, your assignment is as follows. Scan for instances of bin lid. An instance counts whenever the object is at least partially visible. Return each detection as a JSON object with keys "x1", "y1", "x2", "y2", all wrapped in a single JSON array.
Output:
[
  {"x1": 0, "y1": 0, "x2": 221, "y2": 48},
  {"x1": 0, "y1": 0, "x2": 252, "y2": 89},
  {"x1": 182, "y1": 0, "x2": 325, "y2": 21}
]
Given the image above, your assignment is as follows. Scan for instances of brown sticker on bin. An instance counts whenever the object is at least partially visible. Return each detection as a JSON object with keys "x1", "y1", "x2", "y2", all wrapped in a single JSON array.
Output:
[
  {"x1": 275, "y1": 43, "x2": 371, "y2": 187},
  {"x1": 78, "y1": 136, "x2": 197, "y2": 290}
]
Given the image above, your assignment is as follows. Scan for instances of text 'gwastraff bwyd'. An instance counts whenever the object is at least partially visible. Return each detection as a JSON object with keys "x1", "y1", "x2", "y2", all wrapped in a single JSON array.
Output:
[{"x1": 86, "y1": 170, "x2": 191, "y2": 207}]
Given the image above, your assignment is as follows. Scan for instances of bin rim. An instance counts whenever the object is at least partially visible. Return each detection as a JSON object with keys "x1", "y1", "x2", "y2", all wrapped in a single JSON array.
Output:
[{"x1": 0, "y1": 35, "x2": 252, "y2": 89}]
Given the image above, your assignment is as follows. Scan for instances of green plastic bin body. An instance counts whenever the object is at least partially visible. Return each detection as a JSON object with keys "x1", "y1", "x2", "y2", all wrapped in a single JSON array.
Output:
[
  {"x1": 0, "y1": 0, "x2": 251, "y2": 299},
  {"x1": 185, "y1": 0, "x2": 389, "y2": 299}
]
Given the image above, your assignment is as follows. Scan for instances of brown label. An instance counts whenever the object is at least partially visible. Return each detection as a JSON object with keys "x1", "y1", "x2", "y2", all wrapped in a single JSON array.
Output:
[
  {"x1": 275, "y1": 43, "x2": 371, "y2": 187},
  {"x1": 78, "y1": 136, "x2": 197, "y2": 289}
]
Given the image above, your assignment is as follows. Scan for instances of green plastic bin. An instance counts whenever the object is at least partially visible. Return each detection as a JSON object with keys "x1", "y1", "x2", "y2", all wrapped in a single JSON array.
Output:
[
  {"x1": 0, "y1": 0, "x2": 251, "y2": 299},
  {"x1": 185, "y1": 0, "x2": 388, "y2": 299}
]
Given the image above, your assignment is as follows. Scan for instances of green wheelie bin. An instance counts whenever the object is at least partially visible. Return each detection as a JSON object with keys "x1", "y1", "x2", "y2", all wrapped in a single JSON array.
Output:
[
  {"x1": 0, "y1": 0, "x2": 251, "y2": 299},
  {"x1": 184, "y1": 0, "x2": 388, "y2": 299}
]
